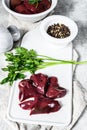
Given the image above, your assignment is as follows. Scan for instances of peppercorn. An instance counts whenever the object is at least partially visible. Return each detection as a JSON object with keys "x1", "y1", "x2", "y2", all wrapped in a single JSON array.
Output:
[{"x1": 47, "y1": 23, "x2": 70, "y2": 38}]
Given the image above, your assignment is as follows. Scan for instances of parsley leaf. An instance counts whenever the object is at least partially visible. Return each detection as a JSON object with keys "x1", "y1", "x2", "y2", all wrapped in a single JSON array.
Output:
[
  {"x1": 28, "y1": 0, "x2": 42, "y2": 4},
  {"x1": 0, "y1": 47, "x2": 87, "y2": 86}
]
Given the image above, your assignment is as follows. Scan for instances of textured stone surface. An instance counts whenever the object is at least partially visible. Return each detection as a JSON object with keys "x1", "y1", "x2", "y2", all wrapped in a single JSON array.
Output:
[
  {"x1": 0, "y1": 0, "x2": 87, "y2": 130},
  {"x1": 0, "y1": 2, "x2": 9, "y2": 26}
]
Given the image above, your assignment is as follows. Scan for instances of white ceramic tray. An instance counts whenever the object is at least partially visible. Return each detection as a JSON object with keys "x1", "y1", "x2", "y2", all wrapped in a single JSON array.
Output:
[{"x1": 7, "y1": 26, "x2": 73, "y2": 127}]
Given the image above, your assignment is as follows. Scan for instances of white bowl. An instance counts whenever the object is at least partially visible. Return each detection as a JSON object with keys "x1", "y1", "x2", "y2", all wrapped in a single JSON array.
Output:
[
  {"x1": 2, "y1": 0, "x2": 58, "y2": 22},
  {"x1": 40, "y1": 15, "x2": 78, "y2": 47}
]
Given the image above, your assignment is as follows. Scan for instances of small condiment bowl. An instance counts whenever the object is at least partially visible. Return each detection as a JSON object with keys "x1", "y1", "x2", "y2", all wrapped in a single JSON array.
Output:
[
  {"x1": 40, "y1": 15, "x2": 78, "y2": 47},
  {"x1": 2, "y1": 0, "x2": 58, "y2": 23}
]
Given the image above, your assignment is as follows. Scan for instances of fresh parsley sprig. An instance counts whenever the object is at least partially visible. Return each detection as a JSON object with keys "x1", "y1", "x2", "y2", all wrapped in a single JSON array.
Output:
[
  {"x1": 28, "y1": 0, "x2": 42, "y2": 4},
  {"x1": 0, "y1": 47, "x2": 87, "y2": 86}
]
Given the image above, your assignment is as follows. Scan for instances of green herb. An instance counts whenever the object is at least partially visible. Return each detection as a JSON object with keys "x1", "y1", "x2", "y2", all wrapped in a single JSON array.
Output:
[
  {"x1": 0, "y1": 47, "x2": 87, "y2": 85},
  {"x1": 28, "y1": 0, "x2": 42, "y2": 5}
]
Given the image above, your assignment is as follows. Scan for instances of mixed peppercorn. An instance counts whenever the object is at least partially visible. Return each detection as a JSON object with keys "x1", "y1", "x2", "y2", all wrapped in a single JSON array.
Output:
[{"x1": 47, "y1": 23, "x2": 71, "y2": 38}]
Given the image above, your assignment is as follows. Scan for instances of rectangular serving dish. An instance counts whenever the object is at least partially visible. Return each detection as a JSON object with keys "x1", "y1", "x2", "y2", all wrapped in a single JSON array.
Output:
[{"x1": 7, "y1": 27, "x2": 73, "y2": 127}]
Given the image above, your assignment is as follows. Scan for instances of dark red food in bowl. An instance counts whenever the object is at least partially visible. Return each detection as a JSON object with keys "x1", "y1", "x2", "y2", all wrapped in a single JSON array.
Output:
[{"x1": 10, "y1": 0, "x2": 51, "y2": 14}]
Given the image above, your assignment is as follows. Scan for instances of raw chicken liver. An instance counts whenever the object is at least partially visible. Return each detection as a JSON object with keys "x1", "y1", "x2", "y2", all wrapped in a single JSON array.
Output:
[{"x1": 18, "y1": 73, "x2": 67, "y2": 115}]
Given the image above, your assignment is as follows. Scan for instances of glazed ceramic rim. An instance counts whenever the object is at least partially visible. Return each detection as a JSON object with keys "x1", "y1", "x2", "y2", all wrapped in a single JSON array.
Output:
[{"x1": 40, "y1": 15, "x2": 78, "y2": 45}]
